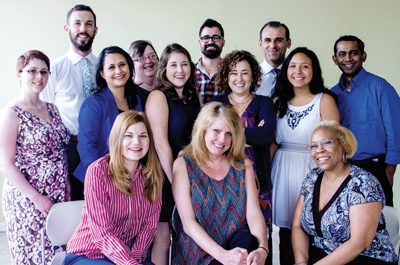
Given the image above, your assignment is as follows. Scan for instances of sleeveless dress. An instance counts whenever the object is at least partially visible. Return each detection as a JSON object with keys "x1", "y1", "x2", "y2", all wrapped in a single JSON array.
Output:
[
  {"x1": 2, "y1": 103, "x2": 70, "y2": 265},
  {"x1": 172, "y1": 156, "x2": 247, "y2": 265},
  {"x1": 159, "y1": 94, "x2": 200, "y2": 222},
  {"x1": 272, "y1": 93, "x2": 322, "y2": 228}
]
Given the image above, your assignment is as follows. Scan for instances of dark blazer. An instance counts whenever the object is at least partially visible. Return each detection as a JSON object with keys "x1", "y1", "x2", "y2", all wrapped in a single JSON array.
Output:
[
  {"x1": 74, "y1": 87, "x2": 142, "y2": 182},
  {"x1": 212, "y1": 94, "x2": 276, "y2": 191}
]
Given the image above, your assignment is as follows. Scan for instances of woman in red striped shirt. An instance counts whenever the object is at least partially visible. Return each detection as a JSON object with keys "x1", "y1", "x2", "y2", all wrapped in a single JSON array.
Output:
[{"x1": 63, "y1": 111, "x2": 163, "y2": 265}]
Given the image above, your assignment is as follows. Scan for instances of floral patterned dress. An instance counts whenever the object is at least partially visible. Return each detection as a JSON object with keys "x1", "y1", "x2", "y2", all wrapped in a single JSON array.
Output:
[{"x1": 2, "y1": 103, "x2": 70, "y2": 265}]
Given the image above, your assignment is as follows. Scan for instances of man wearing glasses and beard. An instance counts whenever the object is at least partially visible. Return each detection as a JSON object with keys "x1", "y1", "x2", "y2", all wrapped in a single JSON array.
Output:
[
  {"x1": 195, "y1": 18, "x2": 225, "y2": 105},
  {"x1": 41, "y1": 4, "x2": 98, "y2": 201}
]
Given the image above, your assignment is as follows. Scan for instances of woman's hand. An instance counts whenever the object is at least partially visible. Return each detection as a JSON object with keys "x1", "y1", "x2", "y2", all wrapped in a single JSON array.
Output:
[
  {"x1": 247, "y1": 248, "x2": 268, "y2": 265},
  {"x1": 222, "y1": 247, "x2": 248, "y2": 265},
  {"x1": 32, "y1": 194, "x2": 52, "y2": 216}
]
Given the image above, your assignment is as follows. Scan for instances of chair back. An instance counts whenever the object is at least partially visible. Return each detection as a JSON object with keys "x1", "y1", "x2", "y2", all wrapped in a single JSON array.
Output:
[
  {"x1": 382, "y1": 206, "x2": 400, "y2": 255},
  {"x1": 46, "y1": 200, "x2": 84, "y2": 265}
]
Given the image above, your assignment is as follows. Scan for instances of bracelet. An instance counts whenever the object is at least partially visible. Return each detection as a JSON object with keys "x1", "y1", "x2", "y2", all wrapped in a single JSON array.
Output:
[{"x1": 257, "y1": 246, "x2": 269, "y2": 255}]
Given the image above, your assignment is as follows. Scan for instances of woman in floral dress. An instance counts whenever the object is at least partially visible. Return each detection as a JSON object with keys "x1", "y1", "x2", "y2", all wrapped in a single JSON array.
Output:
[{"x1": 0, "y1": 50, "x2": 70, "y2": 265}]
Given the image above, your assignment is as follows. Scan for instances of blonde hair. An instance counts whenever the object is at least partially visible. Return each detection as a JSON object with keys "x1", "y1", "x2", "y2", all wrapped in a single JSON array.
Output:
[
  {"x1": 180, "y1": 102, "x2": 246, "y2": 169},
  {"x1": 312, "y1": 120, "x2": 358, "y2": 158},
  {"x1": 108, "y1": 111, "x2": 162, "y2": 202}
]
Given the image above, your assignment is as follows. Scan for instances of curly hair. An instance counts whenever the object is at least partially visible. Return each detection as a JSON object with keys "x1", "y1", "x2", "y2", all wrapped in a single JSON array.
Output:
[{"x1": 216, "y1": 50, "x2": 261, "y2": 94}]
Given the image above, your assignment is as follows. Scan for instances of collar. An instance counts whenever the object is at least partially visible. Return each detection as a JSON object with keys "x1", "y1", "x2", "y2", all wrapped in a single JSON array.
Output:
[
  {"x1": 260, "y1": 60, "x2": 282, "y2": 74},
  {"x1": 196, "y1": 57, "x2": 218, "y2": 77},
  {"x1": 338, "y1": 67, "x2": 367, "y2": 91},
  {"x1": 68, "y1": 48, "x2": 96, "y2": 65}
]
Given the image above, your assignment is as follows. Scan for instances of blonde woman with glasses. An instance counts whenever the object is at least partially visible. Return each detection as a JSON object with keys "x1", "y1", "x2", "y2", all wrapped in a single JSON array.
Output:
[{"x1": 292, "y1": 120, "x2": 398, "y2": 265}]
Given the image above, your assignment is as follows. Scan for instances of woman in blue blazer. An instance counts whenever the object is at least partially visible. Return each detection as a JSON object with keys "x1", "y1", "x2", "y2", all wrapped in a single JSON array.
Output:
[{"x1": 75, "y1": 46, "x2": 143, "y2": 183}]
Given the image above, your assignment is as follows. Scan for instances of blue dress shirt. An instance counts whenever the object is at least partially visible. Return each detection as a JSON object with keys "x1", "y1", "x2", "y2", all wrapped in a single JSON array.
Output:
[{"x1": 331, "y1": 68, "x2": 400, "y2": 165}]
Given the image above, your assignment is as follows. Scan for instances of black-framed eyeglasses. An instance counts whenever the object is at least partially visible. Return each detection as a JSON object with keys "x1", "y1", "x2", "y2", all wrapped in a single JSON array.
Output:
[
  {"x1": 200, "y1": 34, "x2": 224, "y2": 43},
  {"x1": 133, "y1": 53, "x2": 158, "y2": 63},
  {"x1": 307, "y1": 138, "x2": 337, "y2": 152},
  {"x1": 21, "y1": 69, "x2": 51, "y2": 77}
]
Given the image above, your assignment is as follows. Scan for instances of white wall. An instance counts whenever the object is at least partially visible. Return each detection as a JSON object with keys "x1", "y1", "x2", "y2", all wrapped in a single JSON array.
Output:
[{"x1": 0, "y1": 0, "x2": 399, "y2": 223}]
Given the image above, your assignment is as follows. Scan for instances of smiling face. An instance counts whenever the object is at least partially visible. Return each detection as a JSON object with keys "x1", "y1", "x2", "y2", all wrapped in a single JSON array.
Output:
[
  {"x1": 204, "y1": 117, "x2": 233, "y2": 157},
  {"x1": 199, "y1": 26, "x2": 225, "y2": 59},
  {"x1": 65, "y1": 10, "x2": 97, "y2": 55},
  {"x1": 259, "y1": 26, "x2": 291, "y2": 68},
  {"x1": 228, "y1": 60, "x2": 253, "y2": 97},
  {"x1": 133, "y1": 45, "x2": 158, "y2": 82},
  {"x1": 310, "y1": 129, "x2": 343, "y2": 171},
  {"x1": 333, "y1": 40, "x2": 366, "y2": 77},
  {"x1": 122, "y1": 122, "x2": 150, "y2": 164},
  {"x1": 100, "y1": 53, "x2": 130, "y2": 90},
  {"x1": 166, "y1": 52, "x2": 191, "y2": 89},
  {"x1": 287, "y1": 52, "x2": 313, "y2": 90},
  {"x1": 18, "y1": 58, "x2": 50, "y2": 95}
]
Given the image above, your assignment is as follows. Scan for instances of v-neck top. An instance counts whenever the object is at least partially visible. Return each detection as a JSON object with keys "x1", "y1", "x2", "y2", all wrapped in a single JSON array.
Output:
[{"x1": 300, "y1": 165, "x2": 398, "y2": 262}]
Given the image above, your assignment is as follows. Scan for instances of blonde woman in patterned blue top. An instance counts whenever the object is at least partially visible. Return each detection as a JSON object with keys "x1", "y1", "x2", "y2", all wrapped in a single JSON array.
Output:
[{"x1": 292, "y1": 120, "x2": 398, "y2": 265}]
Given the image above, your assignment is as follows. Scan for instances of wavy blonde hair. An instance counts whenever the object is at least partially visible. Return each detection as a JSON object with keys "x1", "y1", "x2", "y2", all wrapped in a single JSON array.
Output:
[
  {"x1": 108, "y1": 111, "x2": 162, "y2": 202},
  {"x1": 312, "y1": 120, "x2": 358, "y2": 158},
  {"x1": 180, "y1": 102, "x2": 246, "y2": 169}
]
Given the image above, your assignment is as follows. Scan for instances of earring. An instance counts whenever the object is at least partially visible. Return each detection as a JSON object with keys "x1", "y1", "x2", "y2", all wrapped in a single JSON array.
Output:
[{"x1": 342, "y1": 152, "x2": 347, "y2": 164}]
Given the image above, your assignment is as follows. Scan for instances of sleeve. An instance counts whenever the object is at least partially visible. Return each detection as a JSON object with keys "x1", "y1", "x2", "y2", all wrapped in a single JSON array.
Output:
[
  {"x1": 348, "y1": 170, "x2": 385, "y2": 206},
  {"x1": 77, "y1": 97, "x2": 103, "y2": 171},
  {"x1": 130, "y1": 193, "x2": 162, "y2": 261},
  {"x1": 300, "y1": 169, "x2": 316, "y2": 197},
  {"x1": 245, "y1": 96, "x2": 276, "y2": 146},
  {"x1": 379, "y1": 81, "x2": 400, "y2": 165},
  {"x1": 85, "y1": 161, "x2": 139, "y2": 265}
]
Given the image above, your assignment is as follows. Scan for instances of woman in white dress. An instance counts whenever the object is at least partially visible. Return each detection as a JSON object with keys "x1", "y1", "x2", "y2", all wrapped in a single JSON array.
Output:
[{"x1": 270, "y1": 47, "x2": 339, "y2": 265}]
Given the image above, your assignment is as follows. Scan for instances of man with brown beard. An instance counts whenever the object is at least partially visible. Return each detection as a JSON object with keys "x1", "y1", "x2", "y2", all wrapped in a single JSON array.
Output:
[
  {"x1": 195, "y1": 19, "x2": 225, "y2": 105},
  {"x1": 41, "y1": 4, "x2": 98, "y2": 201}
]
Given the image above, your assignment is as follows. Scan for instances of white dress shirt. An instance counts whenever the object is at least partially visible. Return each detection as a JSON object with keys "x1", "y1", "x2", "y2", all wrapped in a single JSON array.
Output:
[
  {"x1": 255, "y1": 60, "x2": 282, "y2": 98},
  {"x1": 41, "y1": 49, "x2": 98, "y2": 135}
]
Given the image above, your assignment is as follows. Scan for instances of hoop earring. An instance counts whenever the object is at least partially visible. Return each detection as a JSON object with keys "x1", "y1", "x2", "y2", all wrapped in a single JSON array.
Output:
[{"x1": 342, "y1": 152, "x2": 347, "y2": 164}]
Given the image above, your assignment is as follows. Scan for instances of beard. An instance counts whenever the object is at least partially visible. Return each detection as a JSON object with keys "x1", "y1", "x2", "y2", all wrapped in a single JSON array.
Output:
[
  {"x1": 202, "y1": 44, "x2": 222, "y2": 59},
  {"x1": 69, "y1": 32, "x2": 95, "y2": 52}
]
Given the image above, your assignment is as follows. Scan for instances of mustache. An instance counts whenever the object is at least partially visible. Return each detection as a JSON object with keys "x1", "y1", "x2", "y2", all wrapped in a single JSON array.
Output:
[
  {"x1": 78, "y1": 33, "x2": 90, "y2": 38},
  {"x1": 205, "y1": 44, "x2": 218, "y2": 49}
]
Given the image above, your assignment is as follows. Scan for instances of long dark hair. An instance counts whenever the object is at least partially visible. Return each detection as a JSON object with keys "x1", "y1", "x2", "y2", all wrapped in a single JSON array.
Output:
[
  {"x1": 155, "y1": 43, "x2": 197, "y2": 103},
  {"x1": 96, "y1": 46, "x2": 138, "y2": 108},
  {"x1": 273, "y1": 47, "x2": 336, "y2": 118}
]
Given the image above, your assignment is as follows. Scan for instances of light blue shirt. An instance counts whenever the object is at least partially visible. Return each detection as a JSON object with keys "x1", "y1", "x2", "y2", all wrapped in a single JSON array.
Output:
[{"x1": 331, "y1": 68, "x2": 400, "y2": 165}]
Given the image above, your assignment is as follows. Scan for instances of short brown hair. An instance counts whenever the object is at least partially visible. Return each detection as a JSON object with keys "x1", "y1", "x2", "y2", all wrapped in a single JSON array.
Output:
[{"x1": 17, "y1": 50, "x2": 50, "y2": 72}]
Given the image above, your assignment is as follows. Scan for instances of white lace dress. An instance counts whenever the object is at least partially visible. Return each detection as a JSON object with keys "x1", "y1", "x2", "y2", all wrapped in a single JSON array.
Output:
[{"x1": 272, "y1": 93, "x2": 322, "y2": 228}]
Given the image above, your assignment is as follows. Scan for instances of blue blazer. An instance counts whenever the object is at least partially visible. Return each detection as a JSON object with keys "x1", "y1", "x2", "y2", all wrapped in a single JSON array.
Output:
[{"x1": 74, "y1": 87, "x2": 142, "y2": 182}]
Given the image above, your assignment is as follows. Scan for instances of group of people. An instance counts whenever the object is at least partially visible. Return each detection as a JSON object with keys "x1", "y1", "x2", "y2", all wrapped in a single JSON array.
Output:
[{"x1": 0, "y1": 3, "x2": 399, "y2": 265}]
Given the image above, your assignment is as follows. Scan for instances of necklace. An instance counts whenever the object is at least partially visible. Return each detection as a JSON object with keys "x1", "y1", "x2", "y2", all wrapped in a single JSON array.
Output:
[{"x1": 229, "y1": 93, "x2": 253, "y2": 105}]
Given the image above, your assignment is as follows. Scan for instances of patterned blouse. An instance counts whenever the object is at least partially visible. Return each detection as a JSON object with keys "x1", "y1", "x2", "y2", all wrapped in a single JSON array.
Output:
[
  {"x1": 172, "y1": 155, "x2": 247, "y2": 264},
  {"x1": 300, "y1": 165, "x2": 398, "y2": 263}
]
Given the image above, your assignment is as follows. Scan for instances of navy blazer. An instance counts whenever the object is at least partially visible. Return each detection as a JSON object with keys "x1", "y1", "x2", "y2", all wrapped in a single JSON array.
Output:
[
  {"x1": 212, "y1": 94, "x2": 276, "y2": 192},
  {"x1": 74, "y1": 88, "x2": 142, "y2": 182}
]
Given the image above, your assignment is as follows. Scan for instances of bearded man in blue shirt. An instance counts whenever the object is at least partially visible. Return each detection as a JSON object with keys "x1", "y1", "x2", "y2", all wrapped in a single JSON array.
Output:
[{"x1": 331, "y1": 35, "x2": 400, "y2": 206}]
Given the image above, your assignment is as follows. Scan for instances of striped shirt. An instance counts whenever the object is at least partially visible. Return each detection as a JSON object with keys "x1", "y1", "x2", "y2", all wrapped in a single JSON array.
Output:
[{"x1": 67, "y1": 156, "x2": 161, "y2": 264}]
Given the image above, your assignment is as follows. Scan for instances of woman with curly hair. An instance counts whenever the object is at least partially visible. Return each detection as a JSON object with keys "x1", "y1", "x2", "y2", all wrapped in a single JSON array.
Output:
[
  {"x1": 213, "y1": 50, "x2": 275, "y2": 264},
  {"x1": 145, "y1": 43, "x2": 200, "y2": 264}
]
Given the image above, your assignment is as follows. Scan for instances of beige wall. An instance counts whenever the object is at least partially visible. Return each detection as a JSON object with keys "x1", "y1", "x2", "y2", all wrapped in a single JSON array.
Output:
[{"x1": 1, "y1": 0, "x2": 399, "y2": 223}]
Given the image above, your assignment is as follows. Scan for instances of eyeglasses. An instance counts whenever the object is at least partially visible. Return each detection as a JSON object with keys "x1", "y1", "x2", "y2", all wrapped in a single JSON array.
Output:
[
  {"x1": 133, "y1": 53, "x2": 158, "y2": 63},
  {"x1": 200, "y1": 34, "x2": 224, "y2": 43},
  {"x1": 307, "y1": 139, "x2": 337, "y2": 152},
  {"x1": 21, "y1": 69, "x2": 51, "y2": 77}
]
